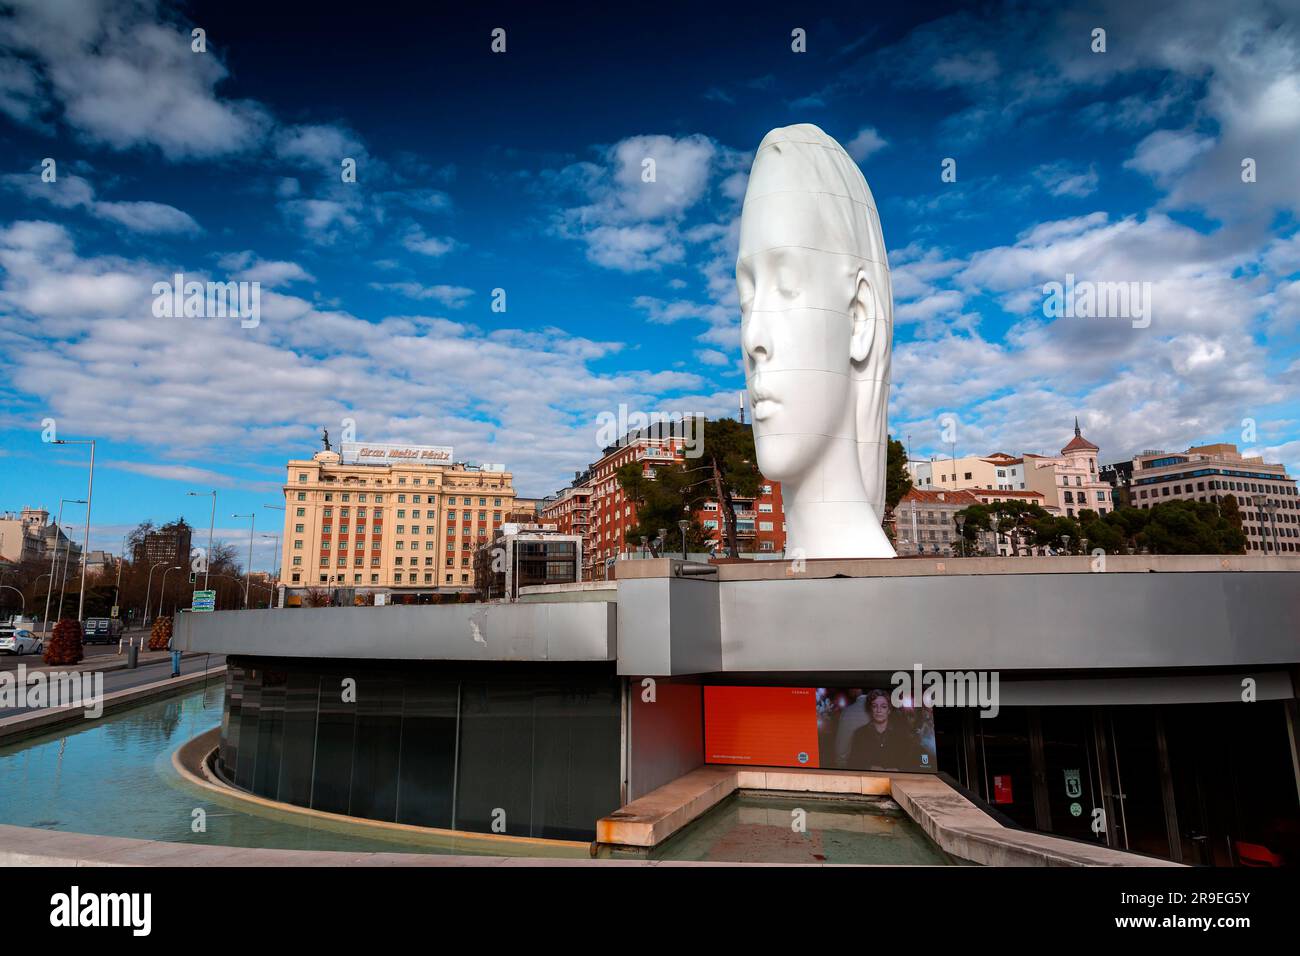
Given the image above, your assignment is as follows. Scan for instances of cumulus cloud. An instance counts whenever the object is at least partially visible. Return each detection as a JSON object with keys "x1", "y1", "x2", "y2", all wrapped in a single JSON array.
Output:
[
  {"x1": 0, "y1": 220, "x2": 722, "y2": 495},
  {"x1": 846, "y1": 126, "x2": 888, "y2": 162},
  {"x1": 0, "y1": 0, "x2": 270, "y2": 158},
  {"x1": 2, "y1": 169, "x2": 201, "y2": 234},
  {"x1": 369, "y1": 282, "x2": 474, "y2": 307}
]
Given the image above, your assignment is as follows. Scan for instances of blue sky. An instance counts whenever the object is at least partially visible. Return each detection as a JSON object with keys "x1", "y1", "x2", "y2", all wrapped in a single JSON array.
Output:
[{"x1": 1, "y1": 0, "x2": 1298, "y2": 571}]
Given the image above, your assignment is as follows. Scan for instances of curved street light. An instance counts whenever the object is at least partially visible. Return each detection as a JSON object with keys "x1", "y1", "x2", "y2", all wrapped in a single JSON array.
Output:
[
  {"x1": 51, "y1": 437, "x2": 96, "y2": 622},
  {"x1": 43, "y1": 497, "x2": 86, "y2": 631},
  {"x1": 158, "y1": 566, "x2": 182, "y2": 619},
  {"x1": 143, "y1": 561, "x2": 168, "y2": 627}
]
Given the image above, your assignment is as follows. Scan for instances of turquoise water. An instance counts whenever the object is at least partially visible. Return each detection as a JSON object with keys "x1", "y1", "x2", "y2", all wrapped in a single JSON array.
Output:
[
  {"x1": 652, "y1": 792, "x2": 956, "y2": 865},
  {"x1": 0, "y1": 682, "x2": 582, "y2": 857}
]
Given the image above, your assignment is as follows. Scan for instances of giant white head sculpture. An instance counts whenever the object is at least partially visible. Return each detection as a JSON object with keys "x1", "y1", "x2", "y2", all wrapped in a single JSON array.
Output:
[{"x1": 737, "y1": 124, "x2": 895, "y2": 559}]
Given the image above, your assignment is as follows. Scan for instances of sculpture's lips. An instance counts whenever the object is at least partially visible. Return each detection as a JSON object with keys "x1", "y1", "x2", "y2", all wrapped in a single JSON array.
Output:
[{"x1": 750, "y1": 382, "x2": 780, "y2": 421}]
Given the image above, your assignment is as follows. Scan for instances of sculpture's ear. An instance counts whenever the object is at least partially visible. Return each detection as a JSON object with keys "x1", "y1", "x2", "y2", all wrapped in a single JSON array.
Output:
[{"x1": 850, "y1": 268, "x2": 876, "y2": 363}]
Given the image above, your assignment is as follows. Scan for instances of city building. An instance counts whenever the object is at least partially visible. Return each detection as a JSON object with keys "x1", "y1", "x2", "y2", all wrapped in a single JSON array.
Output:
[
  {"x1": 1123, "y1": 443, "x2": 1298, "y2": 554},
  {"x1": 0, "y1": 506, "x2": 80, "y2": 566},
  {"x1": 907, "y1": 422, "x2": 1111, "y2": 519},
  {"x1": 473, "y1": 525, "x2": 582, "y2": 600},
  {"x1": 544, "y1": 421, "x2": 787, "y2": 580},
  {"x1": 509, "y1": 497, "x2": 544, "y2": 519},
  {"x1": 907, "y1": 452, "x2": 1028, "y2": 493},
  {"x1": 893, "y1": 488, "x2": 979, "y2": 556},
  {"x1": 83, "y1": 550, "x2": 118, "y2": 576},
  {"x1": 279, "y1": 442, "x2": 516, "y2": 602},
  {"x1": 1021, "y1": 420, "x2": 1111, "y2": 517},
  {"x1": 132, "y1": 521, "x2": 193, "y2": 568},
  {"x1": 1099, "y1": 458, "x2": 1136, "y2": 509}
]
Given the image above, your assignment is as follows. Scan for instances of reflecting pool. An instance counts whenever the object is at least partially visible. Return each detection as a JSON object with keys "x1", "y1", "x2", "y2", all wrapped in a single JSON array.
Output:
[
  {"x1": 0, "y1": 681, "x2": 584, "y2": 857},
  {"x1": 652, "y1": 792, "x2": 957, "y2": 865}
]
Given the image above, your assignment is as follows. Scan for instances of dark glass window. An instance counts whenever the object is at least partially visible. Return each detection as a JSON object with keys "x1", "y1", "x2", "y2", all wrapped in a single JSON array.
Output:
[
  {"x1": 396, "y1": 682, "x2": 458, "y2": 828},
  {"x1": 311, "y1": 674, "x2": 357, "y2": 815},
  {"x1": 349, "y1": 676, "x2": 403, "y2": 822},
  {"x1": 234, "y1": 668, "x2": 262, "y2": 792},
  {"x1": 277, "y1": 671, "x2": 320, "y2": 806},
  {"x1": 252, "y1": 670, "x2": 287, "y2": 799}
]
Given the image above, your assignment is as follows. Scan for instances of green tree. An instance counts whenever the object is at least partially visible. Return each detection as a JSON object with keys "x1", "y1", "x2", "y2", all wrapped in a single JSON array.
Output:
[
  {"x1": 616, "y1": 417, "x2": 766, "y2": 559},
  {"x1": 1138, "y1": 499, "x2": 1246, "y2": 555},
  {"x1": 884, "y1": 435, "x2": 912, "y2": 523},
  {"x1": 699, "y1": 418, "x2": 763, "y2": 558}
]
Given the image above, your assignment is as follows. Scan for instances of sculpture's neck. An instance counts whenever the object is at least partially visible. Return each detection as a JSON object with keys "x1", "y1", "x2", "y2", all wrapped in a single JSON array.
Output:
[{"x1": 784, "y1": 440, "x2": 894, "y2": 559}]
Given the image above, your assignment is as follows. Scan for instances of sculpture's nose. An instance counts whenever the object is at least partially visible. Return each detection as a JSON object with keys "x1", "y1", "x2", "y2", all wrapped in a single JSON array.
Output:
[{"x1": 742, "y1": 310, "x2": 772, "y2": 367}]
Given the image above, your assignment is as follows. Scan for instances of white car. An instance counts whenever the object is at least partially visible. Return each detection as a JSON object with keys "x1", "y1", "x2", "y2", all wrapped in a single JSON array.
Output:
[{"x1": 0, "y1": 627, "x2": 42, "y2": 656}]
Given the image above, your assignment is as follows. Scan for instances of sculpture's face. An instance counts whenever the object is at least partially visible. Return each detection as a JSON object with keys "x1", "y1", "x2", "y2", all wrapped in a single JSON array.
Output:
[{"x1": 738, "y1": 184, "x2": 858, "y2": 480}]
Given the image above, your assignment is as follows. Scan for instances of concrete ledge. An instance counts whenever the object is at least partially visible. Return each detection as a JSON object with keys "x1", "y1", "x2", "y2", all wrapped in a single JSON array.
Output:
[
  {"x1": 889, "y1": 775, "x2": 1181, "y2": 867},
  {"x1": 0, "y1": 823, "x2": 662, "y2": 867},
  {"x1": 0, "y1": 665, "x2": 226, "y2": 743},
  {"x1": 596, "y1": 765, "x2": 1181, "y2": 867},
  {"x1": 616, "y1": 554, "x2": 1300, "y2": 581},
  {"x1": 173, "y1": 731, "x2": 593, "y2": 857}
]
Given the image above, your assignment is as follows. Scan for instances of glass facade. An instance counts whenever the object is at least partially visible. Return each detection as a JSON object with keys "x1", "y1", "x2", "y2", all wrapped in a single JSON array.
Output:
[
  {"x1": 217, "y1": 659, "x2": 622, "y2": 841},
  {"x1": 935, "y1": 700, "x2": 1299, "y2": 865}
]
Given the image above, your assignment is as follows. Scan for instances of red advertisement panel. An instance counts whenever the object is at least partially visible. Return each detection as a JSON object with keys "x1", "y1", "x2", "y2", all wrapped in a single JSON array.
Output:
[{"x1": 704, "y1": 686, "x2": 820, "y2": 768}]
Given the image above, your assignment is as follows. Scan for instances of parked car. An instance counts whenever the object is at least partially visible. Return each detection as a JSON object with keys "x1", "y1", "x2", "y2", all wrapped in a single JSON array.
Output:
[
  {"x1": 82, "y1": 617, "x2": 124, "y2": 644},
  {"x1": 0, "y1": 627, "x2": 42, "y2": 656}
]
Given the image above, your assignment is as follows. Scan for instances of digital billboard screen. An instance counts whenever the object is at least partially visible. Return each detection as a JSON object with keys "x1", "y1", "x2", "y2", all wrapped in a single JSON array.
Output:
[{"x1": 704, "y1": 685, "x2": 936, "y2": 773}]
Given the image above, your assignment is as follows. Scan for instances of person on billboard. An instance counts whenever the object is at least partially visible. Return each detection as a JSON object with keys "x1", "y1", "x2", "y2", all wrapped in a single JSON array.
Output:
[{"x1": 847, "y1": 690, "x2": 920, "y2": 770}]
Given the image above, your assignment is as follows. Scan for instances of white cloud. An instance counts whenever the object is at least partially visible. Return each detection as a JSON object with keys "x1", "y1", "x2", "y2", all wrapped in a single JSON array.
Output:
[
  {"x1": 401, "y1": 226, "x2": 457, "y2": 258},
  {"x1": 1034, "y1": 162, "x2": 1099, "y2": 198},
  {"x1": 369, "y1": 282, "x2": 474, "y2": 307},
  {"x1": 0, "y1": 0, "x2": 270, "y2": 158},
  {"x1": 1124, "y1": 129, "x2": 1215, "y2": 180},
  {"x1": 0, "y1": 220, "x2": 724, "y2": 496},
  {"x1": 845, "y1": 127, "x2": 888, "y2": 162},
  {"x1": 2, "y1": 170, "x2": 201, "y2": 235}
]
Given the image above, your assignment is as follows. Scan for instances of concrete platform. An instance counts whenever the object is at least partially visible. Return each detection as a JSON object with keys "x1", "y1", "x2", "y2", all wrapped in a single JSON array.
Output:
[{"x1": 596, "y1": 765, "x2": 1182, "y2": 867}]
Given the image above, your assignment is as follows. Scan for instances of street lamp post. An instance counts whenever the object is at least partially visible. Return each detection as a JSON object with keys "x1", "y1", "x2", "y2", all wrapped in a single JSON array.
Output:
[
  {"x1": 57, "y1": 524, "x2": 78, "y2": 618},
  {"x1": 954, "y1": 513, "x2": 966, "y2": 557},
  {"x1": 143, "y1": 561, "x2": 168, "y2": 627},
  {"x1": 1252, "y1": 494, "x2": 1280, "y2": 554},
  {"x1": 261, "y1": 531, "x2": 280, "y2": 584},
  {"x1": 158, "y1": 566, "x2": 181, "y2": 618},
  {"x1": 113, "y1": 532, "x2": 128, "y2": 617},
  {"x1": 232, "y1": 512, "x2": 255, "y2": 608},
  {"x1": 43, "y1": 497, "x2": 86, "y2": 631},
  {"x1": 263, "y1": 504, "x2": 285, "y2": 604},
  {"x1": 677, "y1": 519, "x2": 689, "y2": 561},
  {"x1": 52, "y1": 438, "x2": 96, "y2": 623},
  {"x1": 187, "y1": 490, "x2": 217, "y2": 589}
]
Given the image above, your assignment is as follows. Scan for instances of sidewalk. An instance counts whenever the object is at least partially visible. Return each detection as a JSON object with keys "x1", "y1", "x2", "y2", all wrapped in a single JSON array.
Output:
[{"x1": 4, "y1": 649, "x2": 211, "y2": 675}]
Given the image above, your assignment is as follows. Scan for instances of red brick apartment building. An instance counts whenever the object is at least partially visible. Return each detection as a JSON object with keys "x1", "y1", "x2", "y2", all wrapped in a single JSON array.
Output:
[{"x1": 543, "y1": 429, "x2": 786, "y2": 580}]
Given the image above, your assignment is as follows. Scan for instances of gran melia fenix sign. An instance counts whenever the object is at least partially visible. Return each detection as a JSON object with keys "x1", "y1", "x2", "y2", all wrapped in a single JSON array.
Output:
[{"x1": 340, "y1": 442, "x2": 454, "y2": 465}]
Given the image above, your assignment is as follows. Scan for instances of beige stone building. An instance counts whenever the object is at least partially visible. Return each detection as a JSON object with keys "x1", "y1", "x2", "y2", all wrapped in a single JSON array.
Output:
[
  {"x1": 0, "y1": 507, "x2": 79, "y2": 567},
  {"x1": 280, "y1": 447, "x2": 515, "y2": 601},
  {"x1": 1022, "y1": 421, "x2": 1113, "y2": 517},
  {"x1": 1126, "y1": 443, "x2": 1298, "y2": 554}
]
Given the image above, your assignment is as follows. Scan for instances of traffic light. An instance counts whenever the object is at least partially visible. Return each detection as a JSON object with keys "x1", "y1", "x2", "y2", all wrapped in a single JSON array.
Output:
[{"x1": 189, "y1": 572, "x2": 197, "y2": 584}]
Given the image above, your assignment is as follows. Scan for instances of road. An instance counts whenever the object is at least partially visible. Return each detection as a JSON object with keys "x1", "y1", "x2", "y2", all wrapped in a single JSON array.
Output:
[{"x1": 0, "y1": 653, "x2": 224, "y2": 718}]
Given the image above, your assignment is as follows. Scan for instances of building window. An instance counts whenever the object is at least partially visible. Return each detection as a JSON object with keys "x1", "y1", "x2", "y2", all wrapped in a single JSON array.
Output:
[
  {"x1": 298, "y1": 473, "x2": 307, "y2": 482},
  {"x1": 296, "y1": 492, "x2": 306, "y2": 501}
]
